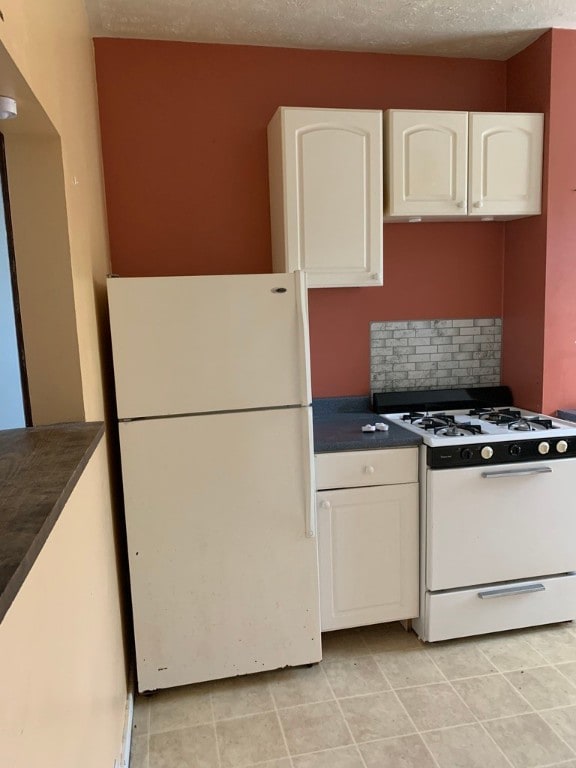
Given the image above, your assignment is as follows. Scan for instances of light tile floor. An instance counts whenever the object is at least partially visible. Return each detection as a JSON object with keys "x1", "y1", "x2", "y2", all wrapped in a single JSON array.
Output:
[{"x1": 130, "y1": 621, "x2": 576, "y2": 768}]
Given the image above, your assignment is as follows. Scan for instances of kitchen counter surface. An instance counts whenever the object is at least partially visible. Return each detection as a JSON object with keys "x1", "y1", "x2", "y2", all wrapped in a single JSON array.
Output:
[
  {"x1": 313, "y1": 396, "x2": 422, "y2": 453},
  {"x1": 558, "y1": 409, "x2": 576, "y2": 422},
  {"x1": 0, "y1": 422, "x2": 104, "y2": 623}
]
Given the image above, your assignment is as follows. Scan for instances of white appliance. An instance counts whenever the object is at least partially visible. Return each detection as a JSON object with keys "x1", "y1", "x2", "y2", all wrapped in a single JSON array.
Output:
[
  {"x1": 375, "y1": 388, "x2": 576, "y2": 643},
  {"x1": 107, "y1": 272, "x2": 321, "y2": 693}
]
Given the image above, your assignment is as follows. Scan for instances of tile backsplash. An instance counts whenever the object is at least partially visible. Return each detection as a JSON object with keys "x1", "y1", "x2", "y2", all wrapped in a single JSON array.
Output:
[{"x1": 371, "y1": 318, "x2": 502, "y2": 392}]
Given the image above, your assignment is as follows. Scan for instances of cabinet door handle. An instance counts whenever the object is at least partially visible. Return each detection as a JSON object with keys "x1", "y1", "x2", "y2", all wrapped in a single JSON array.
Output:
[
  {"x1": 473, "y1": 201, "x2": 484, "y2": 208},
  {"x1": 363, "y1": 465, "x2": 375, "y2": 474},
  {"x1": 478, "y1": 583, "x2": 545, "y2": 599},
  {"x1": 319, "y1": 499, "x2": 331, "y2": 510},
  {"x1": 481, "y1": 467, "x2": 552, "y2": 479},
  {"x1": 294, "y1": 270, "x2": 312, "y2": 406},
  {"x1": 456, "y1": 200, "x2": 466, "y2": 208}
]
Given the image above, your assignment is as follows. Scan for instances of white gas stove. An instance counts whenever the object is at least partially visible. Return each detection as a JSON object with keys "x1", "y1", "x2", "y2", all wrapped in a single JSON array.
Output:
[
  {"x1": 374, "y1": 387, "x2": 576, "y2": 466},
  {"x1": 373, "y1": 387, "x2": 576, "y2": 643}
]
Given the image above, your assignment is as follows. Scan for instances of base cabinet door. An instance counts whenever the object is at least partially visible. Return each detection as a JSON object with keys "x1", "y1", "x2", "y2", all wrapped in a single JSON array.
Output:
[{"x1": 318, "y1": 484, "x2": 419, "y2": 631}]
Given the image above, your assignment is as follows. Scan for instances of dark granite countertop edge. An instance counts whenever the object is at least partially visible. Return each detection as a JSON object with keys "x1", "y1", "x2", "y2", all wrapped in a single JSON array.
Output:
[{"x1": 0, "y1": 422, "x2": 105, "y2": 624}]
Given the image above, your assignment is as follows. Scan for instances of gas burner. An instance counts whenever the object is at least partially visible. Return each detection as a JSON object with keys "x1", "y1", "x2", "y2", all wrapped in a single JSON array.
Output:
[
  {"x1": 469, "y1": 407, "x2": 522, "y2": 424},
  {"x1": 508, "y1": 417, "x2": 555, "y2": 432},
  {"x1": 435, "y1": 424, "x2": 483, "y2": 438},
  {"x1": 403, "y1": 412, "x2": 455, "y2": 430}
]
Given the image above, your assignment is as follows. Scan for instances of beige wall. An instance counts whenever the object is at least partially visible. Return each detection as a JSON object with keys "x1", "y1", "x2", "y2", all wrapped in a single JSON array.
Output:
[
  {"x1": 0, "y1": 0, "x2": 111, "y2": 423},
  {"x1": 0, "y1": 2, "x2": 128, "y2": 766},
  {"x1": 0, "y1": 439, "x2": 127, "y2": 768}
]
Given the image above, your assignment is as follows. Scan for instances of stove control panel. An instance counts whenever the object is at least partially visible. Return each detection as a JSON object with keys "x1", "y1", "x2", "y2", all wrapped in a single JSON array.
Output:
[{"x1": 429, "y1": 437, "x2": 576, "y2": 468}]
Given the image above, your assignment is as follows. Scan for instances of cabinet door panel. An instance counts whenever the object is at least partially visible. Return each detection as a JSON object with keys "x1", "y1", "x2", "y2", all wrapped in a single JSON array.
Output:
[
  {"x1": 300, "y1": 128, "x2": 366, "y2": 272},
  {"x1": 318, "y1": 484, "x2": 419, "y2": 631},
  {"x1": 469, "y1": 113, "x2": 543, "y2": 216},
  {"x1": 386, "y1": 110, "x2": 468, "y2": 217},
  {"x1": 268, "y1": 107, "x2": 383, "y2": 288}
]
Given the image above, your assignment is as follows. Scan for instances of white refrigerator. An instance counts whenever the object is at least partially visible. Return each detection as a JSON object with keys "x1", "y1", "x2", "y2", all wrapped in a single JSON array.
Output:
[{"x1": 107, "y1": 271, "x2": 321, "y2": 693}]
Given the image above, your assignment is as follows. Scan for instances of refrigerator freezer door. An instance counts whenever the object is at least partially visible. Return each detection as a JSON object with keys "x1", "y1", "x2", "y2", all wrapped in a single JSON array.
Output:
[
  {"x1": 108, "y1": 272, "x2": 311, "y2": 419},
  {"x1": 119, "y1": 407, "x2": 321, "y2": 692}
]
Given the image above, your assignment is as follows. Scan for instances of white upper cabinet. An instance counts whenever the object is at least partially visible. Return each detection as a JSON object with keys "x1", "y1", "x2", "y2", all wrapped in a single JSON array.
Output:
[
  {"x1": 385, "y1": 109, "x2": 544, "y2": 221},
  {"x1": 268, "y1": 107, "x2": 383, "y2": 288},
  {"x1": 469, "y1": 112, "x2": 544, "y2": 217},
  {"x1": 385, "y1": 110, "x2": 468, "y2": 219}
]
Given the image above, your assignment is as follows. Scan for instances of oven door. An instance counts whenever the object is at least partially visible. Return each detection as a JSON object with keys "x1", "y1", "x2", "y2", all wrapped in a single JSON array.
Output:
[{"x1": 426, "y1": 458, "x2": 576, "y2": 591}]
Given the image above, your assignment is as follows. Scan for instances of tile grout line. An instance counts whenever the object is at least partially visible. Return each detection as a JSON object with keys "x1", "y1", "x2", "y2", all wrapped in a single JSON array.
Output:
[
  {"x1": 143, "y1": 697, "x2": 151, "y2": 768},
  {"x1": 473, "y1": 640, "x2": 576, "y2": 767},
  {"x1": 139, "y1": 696, "x2": 150, "y2": 768},
  {"x1": 318, "y1": 659, "x2": 371, "y2": 768},
  {"x1": 209, "y1": 684, "x2": 223, "y2": 768},
  {"x1": 423, "y1": 645, "x2": 516, "y2": 768},
  {"x1": 365, "y1": 639, "x2": 443, "y2": 768},
  {"x1": 270, "y1": 684, "x2": 295, "y2": 768}
]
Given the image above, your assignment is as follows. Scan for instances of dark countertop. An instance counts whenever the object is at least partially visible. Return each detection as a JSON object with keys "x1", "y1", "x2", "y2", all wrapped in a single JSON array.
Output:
[
  {"x1": 558, "y1": 410, "x2": 576, "y2": 423},
  {"x1": 313, "y1": 396, "x2": 422, "y2": 453},
  {"x1": 0, "y1": 422, "x2": 104, "y2": 624}
]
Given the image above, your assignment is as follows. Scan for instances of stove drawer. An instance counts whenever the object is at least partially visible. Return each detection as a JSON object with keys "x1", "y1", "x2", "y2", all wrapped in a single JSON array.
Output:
[
  {"x1": 421, "y1": 574, "x2": 576, "y2": 642},
  {"x1": 316, "y1": 447, "x2": 418, "y2": 490}
]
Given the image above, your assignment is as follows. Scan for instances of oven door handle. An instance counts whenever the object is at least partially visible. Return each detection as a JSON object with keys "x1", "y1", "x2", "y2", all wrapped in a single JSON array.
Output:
[
  {"x1": 478, "y1": 583, "x2": 546, "y2": 599},
  {"x1": 481, "y1": 466, "x2": 553, "y2": 479}
]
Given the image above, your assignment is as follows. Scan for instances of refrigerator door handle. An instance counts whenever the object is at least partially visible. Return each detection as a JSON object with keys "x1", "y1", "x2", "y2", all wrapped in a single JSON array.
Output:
[
  {"x1": 295, "y1": 270, "x2": 312, "y2": 406},
  {"x1": 302, "y1": 405, "x2": 316, "y2": 538}
]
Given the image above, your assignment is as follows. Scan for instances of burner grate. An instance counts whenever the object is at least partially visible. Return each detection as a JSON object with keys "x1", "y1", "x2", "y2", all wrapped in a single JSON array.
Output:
[{"x1": 469, "y1": 407, "x2": 521, "y2": 424}]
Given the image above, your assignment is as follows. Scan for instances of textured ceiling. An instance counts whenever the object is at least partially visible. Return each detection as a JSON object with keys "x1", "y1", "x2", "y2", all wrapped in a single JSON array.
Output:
[{"x1": 84, "y1": 0, "x2": 576, "y2": 60}]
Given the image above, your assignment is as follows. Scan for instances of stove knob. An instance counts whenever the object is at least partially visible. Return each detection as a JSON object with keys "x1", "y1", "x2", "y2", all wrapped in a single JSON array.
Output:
[
  {"x1": 557, "y1": 440, "x2": 569, "y2": 454},
  {"x1": 509, "y1": 444, "x2": 522, "y2": 457},
  {"x1": 538, "y1": 441, "x2": 550, "y2": 455},
  {"x1": 460, "y1": 448, "x2": 473, "y2": 461},
  {"x1": 481, "y1": 446, "x2": 494, "y2": 460}
]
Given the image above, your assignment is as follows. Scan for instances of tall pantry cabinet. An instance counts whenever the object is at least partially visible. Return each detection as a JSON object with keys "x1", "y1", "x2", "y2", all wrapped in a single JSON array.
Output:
[{"x1": 267, "y1": 107, "x2": 383, "y2": 288}]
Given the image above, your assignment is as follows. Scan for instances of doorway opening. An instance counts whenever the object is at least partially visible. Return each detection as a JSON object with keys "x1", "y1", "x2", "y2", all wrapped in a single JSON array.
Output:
[{"x1": 0, "y1": 132, "x2": 31, "y2": 429}]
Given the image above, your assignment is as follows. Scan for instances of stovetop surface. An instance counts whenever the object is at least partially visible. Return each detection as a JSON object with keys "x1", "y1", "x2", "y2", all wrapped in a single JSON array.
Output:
[
  {"x1": 383, "y1": 407, "x2": 576, "y2": 447},
  {"x1": 372, "y1": 387, "x2": 576, "y2": 448}
]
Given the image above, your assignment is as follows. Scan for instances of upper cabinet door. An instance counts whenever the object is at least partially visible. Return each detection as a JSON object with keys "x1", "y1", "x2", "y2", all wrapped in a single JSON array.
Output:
[
  {"x1": 469, "y1": 113, "x2": 544, "y2": 217},
  {"x1": 268, "y1": 108, "x2": 383, "y2": 288},
  {"x1": 385, "y1": 110, "x2": 468, "y2": 218}
]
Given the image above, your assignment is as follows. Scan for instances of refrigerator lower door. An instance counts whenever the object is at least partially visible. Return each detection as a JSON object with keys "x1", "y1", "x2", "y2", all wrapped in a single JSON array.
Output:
[{"x1": 119, "y1": 407, "x2": 321, "y2": 692}]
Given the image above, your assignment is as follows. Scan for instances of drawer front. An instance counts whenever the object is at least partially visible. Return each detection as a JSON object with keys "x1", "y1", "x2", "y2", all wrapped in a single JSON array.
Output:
[
  {"x1": 421, "y1": 574, "x2": 576, "y2": 642},
  {"x1": 315, "y1": 448, "x2": 418, "y2": 490}
]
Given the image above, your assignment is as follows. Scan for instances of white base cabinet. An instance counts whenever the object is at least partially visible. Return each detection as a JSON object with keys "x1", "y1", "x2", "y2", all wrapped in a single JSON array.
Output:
[
  {"x1": 316, "y1": 448, "x2": 419, "y2": 632},
  {"x1": 385, "y1": 109, "x2": 543, "y2": 221},
  {"x1": 268, "y1": 107, "x2": 383, "y2": 288}
]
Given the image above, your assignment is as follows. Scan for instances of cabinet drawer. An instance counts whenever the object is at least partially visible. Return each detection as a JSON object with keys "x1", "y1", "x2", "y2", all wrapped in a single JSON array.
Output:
[
  {"x1": 421, "y1": 574, "x2": 576, "y2": 642},
  {"x1": 315, "y1": 448, "x2": 418, "y2": 490}
]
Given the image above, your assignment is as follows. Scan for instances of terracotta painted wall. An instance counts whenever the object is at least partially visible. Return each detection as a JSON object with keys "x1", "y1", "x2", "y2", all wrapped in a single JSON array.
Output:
[
  {"x1": 542, "y1": 29, "x2": 576, "y2": 413},
  {"x1": 94, "y1": 40, "x2": 506, "y2": 396},
  {"x1": 503, "y1": 32, "x2": 551, "y2": 412},
  {"x1": 504, "y1": 29, "x2": 576, "y2": 414}
]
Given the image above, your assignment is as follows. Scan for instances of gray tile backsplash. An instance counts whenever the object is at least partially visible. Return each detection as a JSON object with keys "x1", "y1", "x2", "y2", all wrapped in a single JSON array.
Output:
[{"x1": 371, "y1": 318, "x2": 502, "y2": 392}]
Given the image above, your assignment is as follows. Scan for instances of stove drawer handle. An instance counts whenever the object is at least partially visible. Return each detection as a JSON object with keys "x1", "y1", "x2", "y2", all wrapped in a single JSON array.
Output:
[
  {"x1": 478, "y1": 583, "x2": 546, "y2": 599},
  {"x1": 481, "y1": 467, "x2": 553, "y2": 479}
]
